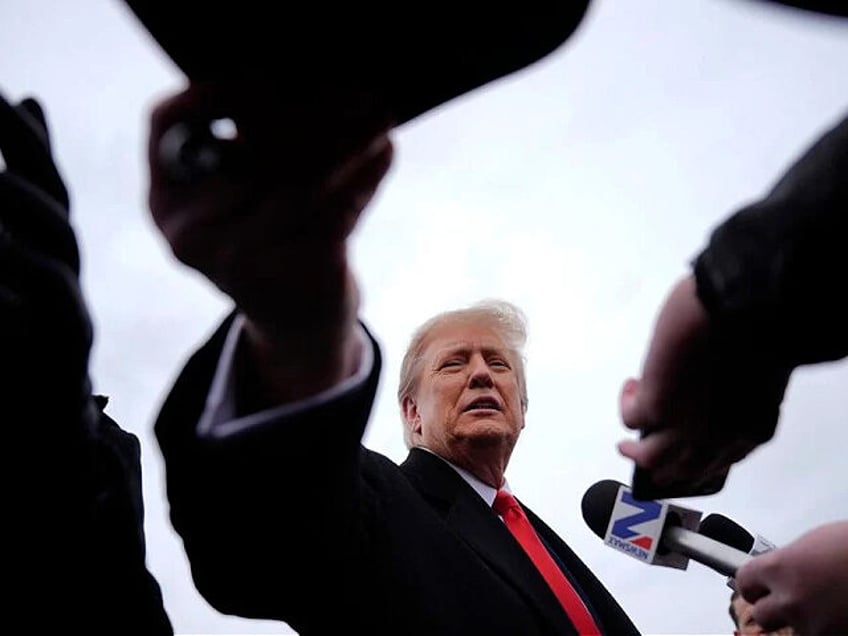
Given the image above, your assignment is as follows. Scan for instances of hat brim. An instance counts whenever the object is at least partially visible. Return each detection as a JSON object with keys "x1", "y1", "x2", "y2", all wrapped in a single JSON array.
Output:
[{"x1": 124, "y1": 2, "x2": 591, "y2": 124}]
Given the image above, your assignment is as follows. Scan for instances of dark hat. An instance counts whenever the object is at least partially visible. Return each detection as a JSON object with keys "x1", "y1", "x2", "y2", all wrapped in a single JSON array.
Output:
[{"x1": 123, "y1": 2, "x2": 592, "y2": 124}]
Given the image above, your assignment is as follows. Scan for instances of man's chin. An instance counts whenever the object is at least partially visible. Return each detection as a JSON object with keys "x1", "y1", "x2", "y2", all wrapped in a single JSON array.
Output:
[{"x1": 456, "y1": 424, "x2": 517, "y2": 448}]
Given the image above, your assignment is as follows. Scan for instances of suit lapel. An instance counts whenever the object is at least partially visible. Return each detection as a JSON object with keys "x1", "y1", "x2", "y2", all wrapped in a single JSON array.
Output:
[
  {"x1": 525, "y1": 504, "x2": 638, "y2": 636},
  {"x1": 401, "y1": 449, "x2": 578, "y2": 636}
]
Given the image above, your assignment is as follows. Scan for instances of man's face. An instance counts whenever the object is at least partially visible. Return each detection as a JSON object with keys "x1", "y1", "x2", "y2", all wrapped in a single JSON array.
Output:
[
  {"x1": 732, "y1": 596, "x2": 796, "y2": 636},
  {"x1": 402, "y1": 319, "x2": 525, "y2": 463}
]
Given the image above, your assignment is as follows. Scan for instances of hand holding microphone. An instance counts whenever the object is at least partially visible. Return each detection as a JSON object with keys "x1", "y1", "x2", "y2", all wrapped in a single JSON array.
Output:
[
  {"x1": 616, "y1": 275, "x2": 792, "y2": 501},
  {"x1": 734, "y1": 520, "x2": 848, "y2": 636},
  {"x1": 700, "y1": 515, "x2": 848, "y2": 636}
]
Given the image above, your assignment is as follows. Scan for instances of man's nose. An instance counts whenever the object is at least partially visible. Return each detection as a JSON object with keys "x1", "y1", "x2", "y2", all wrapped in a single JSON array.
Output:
[{"x1": 468, "y1": 356, "x2": 494, "y2": 388}]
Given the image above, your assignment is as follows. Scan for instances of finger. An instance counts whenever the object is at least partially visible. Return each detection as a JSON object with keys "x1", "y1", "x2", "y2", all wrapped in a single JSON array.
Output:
[
  {"x1": 619, "y1": 378, "x2": 643, "y2": 428},
  {"x1": 0, "y1": 92, "x2": 69, "y2": 210},
  {"x1": 248, "y1": 132, "x2": 393, "y2": 244},
  {"x1": 686, "y1": 468, "x2": 730, "y2": 497},
  {"x1": 620, "y1": 377, "x2": 667, "y2": 434},
  {"x1": 325, "y1": 131, "x2": 393, "y2": 193},
  {"x1": 0, "y1": 173, "x2": 80, "y2": 274},
  {"x1": 649, "y1": 441, "x2": 718, "y2": 490},
  {"x1": 151, "y1": 179, "x2": 250, "y2": 270},
  {"x1": 749, "y1": 595, "x2": 793, "y2": 634},
  {"x1": 699, "y1": 440, "x2": 754, "y2": 479},
  {"x1": 242, "y1": 109, "x2": 394, "y2": 191},
  {"x1": 313, "y1": 134, "x2": 394, "y2": 238},
  {"x1": 617, "y1": 429, "x2": 677, "y2": 469},
  {"x1": 735, "y1": 553, "x2": 775, "y2": 603},
  {"x1": 620, "y1": 429, "x2": 722, "y2": 496},
  {"x1": 298, "y1": 103, "x2": 394, "y2": 179}
]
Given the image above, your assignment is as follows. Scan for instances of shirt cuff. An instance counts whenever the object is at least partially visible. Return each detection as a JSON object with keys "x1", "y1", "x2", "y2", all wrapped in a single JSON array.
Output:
[{"x1": 197, "y1": 313, "x2": 375, "y2": 440}]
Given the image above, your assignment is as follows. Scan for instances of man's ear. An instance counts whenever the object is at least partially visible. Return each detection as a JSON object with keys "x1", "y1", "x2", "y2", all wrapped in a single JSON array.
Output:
[{"x1": 401, "y1": 395, "x2": 421, "y2": 433}]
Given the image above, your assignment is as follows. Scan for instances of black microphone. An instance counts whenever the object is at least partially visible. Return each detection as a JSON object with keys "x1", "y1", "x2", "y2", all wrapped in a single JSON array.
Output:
[
  {"x1": 699, "y1": 514, "x2": 756, "y2": 552},
  {"x1": 581, "y1": 480, "x2": 752, "y2": 577},
  {"x1": 699, "y1": 513, "x2": 778, "y2": 588}
]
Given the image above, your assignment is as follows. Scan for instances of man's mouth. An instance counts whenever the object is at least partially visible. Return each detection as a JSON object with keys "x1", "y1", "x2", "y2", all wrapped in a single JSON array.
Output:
[{"x1": 463, "y1": 398, "x2": 502, "y2": 412}]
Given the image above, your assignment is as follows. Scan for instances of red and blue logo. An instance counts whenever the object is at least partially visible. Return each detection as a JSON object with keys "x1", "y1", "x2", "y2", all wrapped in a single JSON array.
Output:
[{"x1": 607, "y1": 492, "x2": 662, "y2": 558}]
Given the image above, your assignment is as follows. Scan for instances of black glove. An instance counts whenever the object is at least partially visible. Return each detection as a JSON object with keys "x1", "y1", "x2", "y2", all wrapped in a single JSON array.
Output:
[{"x1": 0, "y1": 92, "x2": 95, "y2": 426}]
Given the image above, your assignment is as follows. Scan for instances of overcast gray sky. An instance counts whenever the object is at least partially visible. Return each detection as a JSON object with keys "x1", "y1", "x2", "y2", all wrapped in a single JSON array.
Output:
[{"x1": 1, "y1": 1, "x2": 846, "y2": 634}]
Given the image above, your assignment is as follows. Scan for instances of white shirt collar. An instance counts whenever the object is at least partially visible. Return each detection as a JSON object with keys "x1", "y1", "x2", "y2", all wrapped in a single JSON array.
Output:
[{"x1": 418, "y1": 446, "x2": 510, "y2": 508}]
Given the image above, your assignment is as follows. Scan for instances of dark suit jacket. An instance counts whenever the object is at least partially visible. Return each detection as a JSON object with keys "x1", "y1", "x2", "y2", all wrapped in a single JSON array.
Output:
[{"x1": 156, "y1": 318, "x2": 639, "y2": 635}]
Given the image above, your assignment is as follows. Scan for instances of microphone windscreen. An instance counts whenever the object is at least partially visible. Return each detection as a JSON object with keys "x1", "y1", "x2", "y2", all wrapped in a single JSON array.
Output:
[
  {"x1": 698, "y1": 513, "x2": 755, "y2": 552},
  {"x1": 581, "y1": 480, "x2": 625, "y2": 539}
]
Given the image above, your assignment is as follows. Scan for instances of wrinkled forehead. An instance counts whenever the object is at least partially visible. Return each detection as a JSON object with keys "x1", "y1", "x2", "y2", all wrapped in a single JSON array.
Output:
[{"x1": 419, "y1": 319, "x2": 513, "y2": 362}]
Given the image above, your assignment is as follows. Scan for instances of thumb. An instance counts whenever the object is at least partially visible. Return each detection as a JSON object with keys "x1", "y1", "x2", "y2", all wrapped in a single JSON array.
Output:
[
  {"x1": 620, "y1": 377, "x2": 645, "y2": 429},
  {"x1": 750, "y1": 594, "x2": 793, "y2": 635},
  {"x1": 735, "y1": 553, "x2": 774, "y2": 604}
]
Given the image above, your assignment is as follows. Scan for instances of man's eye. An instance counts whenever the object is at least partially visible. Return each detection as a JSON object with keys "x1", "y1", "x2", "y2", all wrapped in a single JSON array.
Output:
[
  {"x1": 489, "y1": 359, "x2": 509, "y2": 368},
  {"x1": 440, "y1": 360, "x2": 463, "y2": 368}
]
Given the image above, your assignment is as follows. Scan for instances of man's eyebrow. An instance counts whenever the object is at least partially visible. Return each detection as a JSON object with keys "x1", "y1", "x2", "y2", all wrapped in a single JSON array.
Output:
[
  {"x1": 433, "y1": 343, "x2": 472, "y2": 358},
  {"x1": 434, "y1": 343, "x2": 510, "y2": 358}
]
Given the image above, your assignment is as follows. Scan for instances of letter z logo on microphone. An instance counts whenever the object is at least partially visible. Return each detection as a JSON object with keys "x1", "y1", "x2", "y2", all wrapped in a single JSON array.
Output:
[{"x1": 604, "y1": 487, "x2": 666, "y2": 563}]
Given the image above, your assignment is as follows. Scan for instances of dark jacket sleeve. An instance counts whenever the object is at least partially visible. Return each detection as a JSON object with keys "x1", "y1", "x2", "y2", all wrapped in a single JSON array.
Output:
[
  {"x1": 154, "y1": 315, "x2": 382, "y2": 623},
  {"x1": 693, "y1": 111, "x2": 848, "y2": 368},
  {"x1": 20, "y1": 397, "x2": 173, "y2": 635},
  {"x1": 83, "y1": 402, "x2": 174, "y2": 635}
]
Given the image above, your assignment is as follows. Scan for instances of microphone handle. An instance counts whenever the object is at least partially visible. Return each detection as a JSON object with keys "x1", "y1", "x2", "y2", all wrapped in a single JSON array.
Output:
[{"x1": 663, "y1": 526, "x2": 752, "y2": 577}]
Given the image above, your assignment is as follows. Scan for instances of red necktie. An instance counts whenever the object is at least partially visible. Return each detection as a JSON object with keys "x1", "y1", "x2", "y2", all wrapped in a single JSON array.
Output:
[{"x1": 494, "y1": 489, "x2": 602, "y2": 635}]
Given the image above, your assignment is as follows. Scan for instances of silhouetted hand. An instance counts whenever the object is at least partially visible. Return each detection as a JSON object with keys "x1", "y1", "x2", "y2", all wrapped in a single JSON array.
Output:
[
  {"x1": 618, "y1": 275, "x2": 790, "y2": 498},
  {"x1": 0, "y1": 92, "x2": 94, "y2": 421},
  {"x1": 147, "y1": 83, "x2": 394, "y2": 405}
]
